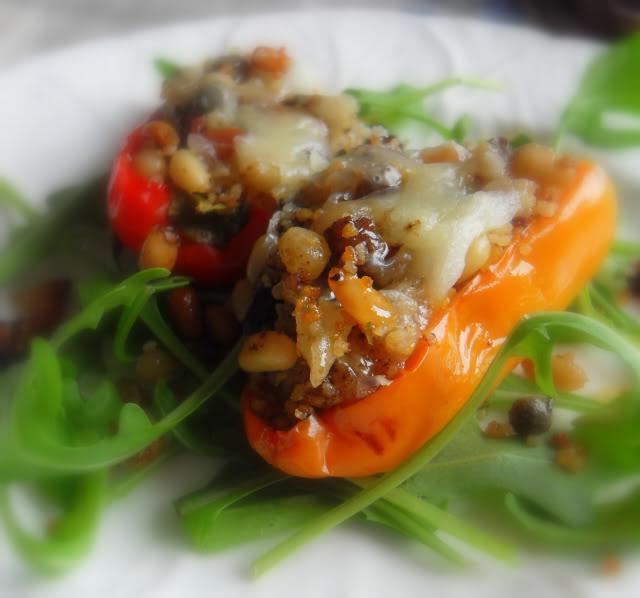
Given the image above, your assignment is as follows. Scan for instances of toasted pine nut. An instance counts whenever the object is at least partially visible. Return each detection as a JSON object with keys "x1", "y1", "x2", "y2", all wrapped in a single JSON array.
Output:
[
  {"x1": 511, "y1": 143, "x2": 556, "y2": 183},
  {"x1": 238, "y1": 331, "x2": 297, "y2": 372},
  {"x1": 278, "y1": 227, "x2": 330, "y2": 281},
  {"x1": 552, "y1": 353, "x2": 587, "y2": 391},
  {"x1": 169, "y1": 149, "x2": 211, "y2": 193},
  {"x1": 461, "y1": 234, "x2": 490, "y2": 281},
  {"x1": 140, "y1": 228, "x2": 179, "y2": 270}
]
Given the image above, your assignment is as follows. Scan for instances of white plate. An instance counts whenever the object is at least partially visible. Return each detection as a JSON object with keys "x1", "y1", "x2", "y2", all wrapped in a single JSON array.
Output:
[{"x1": 1, "y1": 10, "x2": 640, "y2": 598}]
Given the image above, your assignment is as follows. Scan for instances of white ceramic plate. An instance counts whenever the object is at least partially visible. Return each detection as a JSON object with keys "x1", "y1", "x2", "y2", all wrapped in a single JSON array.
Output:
[{"x1": 1, "y1": 10, "x2": 640, "y2": 598}]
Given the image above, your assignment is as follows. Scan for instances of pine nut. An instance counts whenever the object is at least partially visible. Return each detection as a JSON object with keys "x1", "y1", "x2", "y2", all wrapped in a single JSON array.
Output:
[
  {"x1": 238, "y1": 331, "x2": 297, "y2": 372},
  {"x1": 169, "y1": 149, "x2": 211, "y2": 193},
  {"x1": 278, "y1": 226, "x2": 330, "y2": 281}
]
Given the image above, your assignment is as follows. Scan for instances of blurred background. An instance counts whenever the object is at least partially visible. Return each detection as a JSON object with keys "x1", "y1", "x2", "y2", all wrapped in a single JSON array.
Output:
[{"x1": 0, "y1": 0, "x2": 639, "y2": 67}]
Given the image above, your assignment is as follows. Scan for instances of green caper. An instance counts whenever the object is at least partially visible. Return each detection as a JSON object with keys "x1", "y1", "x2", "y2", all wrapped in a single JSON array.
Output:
[{"x1": 508, "y1": 396, "x2": 553, "y2": 437}]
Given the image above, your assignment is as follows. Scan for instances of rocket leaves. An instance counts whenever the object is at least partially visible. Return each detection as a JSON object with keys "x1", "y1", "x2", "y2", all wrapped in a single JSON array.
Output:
[{"x1": 557, "y1": 33, "x2": 640, "y2": 149}]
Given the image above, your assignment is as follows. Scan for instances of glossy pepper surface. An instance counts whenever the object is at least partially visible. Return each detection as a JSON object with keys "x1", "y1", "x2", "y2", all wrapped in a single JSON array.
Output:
[
  {"x1": 242, "y1": 160, "x2": 617, "y2": 478},
  {"x1": 107, "y1": 126, "x2": 270, "y2": 286}
]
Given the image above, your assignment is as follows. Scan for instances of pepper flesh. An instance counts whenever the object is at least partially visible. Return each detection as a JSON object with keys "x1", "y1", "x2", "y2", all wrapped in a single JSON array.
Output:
[
  {"x1": 242, "y1": 160, "x2": 617, "y2": 478},
  {"x1": 107, "y1": 126, "x2": 270, "y2": 286}
]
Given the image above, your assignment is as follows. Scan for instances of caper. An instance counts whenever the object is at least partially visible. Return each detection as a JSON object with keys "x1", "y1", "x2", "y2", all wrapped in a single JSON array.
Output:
[{"x1": 508, "y1": 396, "x2": 553, "y2": 437}]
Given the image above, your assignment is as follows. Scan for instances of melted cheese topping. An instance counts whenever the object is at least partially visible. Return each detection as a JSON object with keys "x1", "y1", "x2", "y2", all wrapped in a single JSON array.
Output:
[
  {"x1": 234, "y1": 105, "x2": 330, "y2": 199},
  {"x1": 316, "y1": 161, "x2": 523, "y2": 303}
]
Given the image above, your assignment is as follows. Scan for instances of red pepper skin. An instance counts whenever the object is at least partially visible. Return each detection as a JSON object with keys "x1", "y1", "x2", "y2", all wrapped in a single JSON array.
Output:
[
  {"x1": 174, "y1": 207, "x2": 272, "y2": 286},
  {"x1": 107, "y1": 128, "x2": 171, "y2": 251},
  {"x1": 108, "y1": 126, "x2": 270, "y2": 286}
]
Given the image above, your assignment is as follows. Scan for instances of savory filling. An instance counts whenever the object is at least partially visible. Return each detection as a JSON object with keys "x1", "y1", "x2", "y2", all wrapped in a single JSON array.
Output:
[
  {"x1": 129, "y1": 47, "x2": 382, "y2": 254},
  {"x1": 237, "y1": 139, "x2": 579, "y2": 428}
]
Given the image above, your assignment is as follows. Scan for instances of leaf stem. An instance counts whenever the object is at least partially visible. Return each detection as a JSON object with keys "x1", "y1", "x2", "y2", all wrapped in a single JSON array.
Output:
[{"x1": 356, "y1": 482, "x2": 517, "y2": 564}]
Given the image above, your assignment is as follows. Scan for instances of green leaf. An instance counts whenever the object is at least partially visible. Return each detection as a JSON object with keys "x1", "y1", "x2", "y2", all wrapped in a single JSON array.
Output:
[
  {"x1": 509, "y1": 133, "x2": 532, "y2": 149},
  {"x1": 0, "y1": 336, "x2": 240, "y2": 479},
  {"x1": 451, "y1": 114, "x2": 473, "y2": 143},
  {"x1": 362, "y1": 499, "x2": 469, "y2": 566},
  {"x1": 558, "y1": 33, "x2": 640, "y2": 149},
  {"x1": 403, "y1": 420, "x2": 599, "y2": 527},
  {"x1": 347, "y1": 78, "x2": 498, "y2": 141},
  {"x1": 351, "y1": 481, "x2": 517, "y2": 566},
  {"x1": 117, "y1": 403, "x2": 154, "y2": 436},
  {"x1": 505, "y1": 491, "x2": 640, "y2": 549},
  {"x1": 154, "y1": 383, "x2": 226, "y2": 455},
  {"x1": 177, "y1": 466, "x2": 486, "y2": 565},
  {"x1": 573, "y1": 390, "x2": 640, "y2": 473},
  {"x1": 176, "y1": 466, "x2": 285, "y2": 516},
  {"x1": 63, "y1": 379, "x2": 122, "y2": 434},
  {"x1": 0, "y1": 179, "x2": 38, "y2": 220},
  {"x1": 140, "y1": 297, "x2": 209, "y2": 380},
  {"x1": 177, "y1": 467, "x2": 301, "y2": 551},
  {"x1": 52, "y1": 268, "x2": 183, "y2": 349},
  {"x1": 153, "y1": 58, "x2": 181, "y2": 79},
  {"x1": 0, "y1": 176, "x2": 111, "y2": 285},
  {"x1": 0, "y1": 471, "x2": 107, "y2": 575},
  {"x1": 182, "y1": 494, "x2": 328, "y2": 552}
]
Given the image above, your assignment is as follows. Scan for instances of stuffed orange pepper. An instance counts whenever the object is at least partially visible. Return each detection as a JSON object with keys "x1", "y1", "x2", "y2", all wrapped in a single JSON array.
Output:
[{"x1": 236, "y1": 139, "x2": 616, "y2": 478}]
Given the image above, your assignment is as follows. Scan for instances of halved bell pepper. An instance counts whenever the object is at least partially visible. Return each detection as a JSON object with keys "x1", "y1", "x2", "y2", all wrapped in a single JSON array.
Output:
[
  {"x1": 242, "y1": 159, "x2": 617, "y2": 478},
  {"x1": 107, "y1": 126, "x2": 271, "y2": 286}
]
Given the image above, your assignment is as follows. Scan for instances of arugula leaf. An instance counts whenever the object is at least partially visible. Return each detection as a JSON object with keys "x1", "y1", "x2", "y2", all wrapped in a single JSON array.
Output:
[
  {"x1": 182, "y1": 493, "x2": 328, "y2": 553},
  {"x1": 362, "y1": 499, "x2": 469, "y2": 566},
  {"x1": 574, "y1": 240, "x2": 640, "y2": 342},
  {"x1": 52, "y1": 268, "x2": 186, "y2": 348},
  {"x1": 505, "y1": 491, "x2": 640, "y2": 550},
  {"x1": 403, "y1": 420, "x2": 599, "y2": 527},
  {"x1": 509, "y1": 133, "x2": 532, "y2": 149},
  {"x1": 0, "y1": 179, "x2": 38, "y2": 220},
  {"x1": 177, "y1": 468, "x2": 298, "y2": 551},
  {"x1": 63, "y1": 379, "x2": 122, "y2": 435},
  {"x1": 153, "y1": 58, "x2": 181, "y2": 80},
  {"x1": 557, "y1": 33, "x2": 640, "y2": 149},
  {"x1": 350, "y1": 481, "x2": 516, "y2": 566},
  {"x1": 177, "y1": 465, "x2": 508, "y2": 565},
  {"x1": 0, "y1": 176, "x2": 111, "y2": 285},
  {"x1": 0, "y1": 337, "x2": 239, "y2": 479},
  {"x1": 573, "y1": 390, "x2": 640, "y2": 473},
  {"x1": 0, "y1": 269, "x2": 240, "y2": 480},
  {"x1": 347, "y1": 78, "x2": 498, "y2": 141},
  {"x1": 0, "y1": 471, "x2": 107, "y2": 574},
  {"x1": 140, "y1": 297, "x2": 209, "y2": 380},
  {"x1": 154, "y1": 383, "x2": 233, "y2": 456}
]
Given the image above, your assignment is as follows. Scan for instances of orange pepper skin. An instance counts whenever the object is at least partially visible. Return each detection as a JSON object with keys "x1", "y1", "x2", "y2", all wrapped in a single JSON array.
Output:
[{"x1": 242, "y1": 161, "x2": 617, "y2": 478}]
